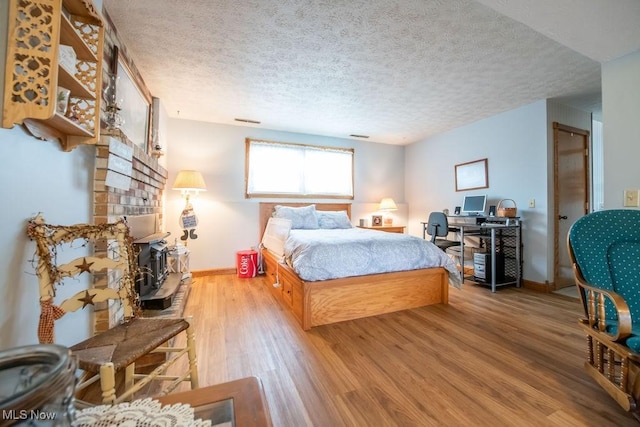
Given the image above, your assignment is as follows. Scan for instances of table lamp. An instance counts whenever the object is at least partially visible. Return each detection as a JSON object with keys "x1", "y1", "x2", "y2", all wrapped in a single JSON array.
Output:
[{"x1": 379, "y1": 197, "x2": 398, "y2": 226}]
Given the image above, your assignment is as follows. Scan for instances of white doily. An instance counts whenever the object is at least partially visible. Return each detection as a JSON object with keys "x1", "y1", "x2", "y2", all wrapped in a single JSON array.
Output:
[{"x1": 76, "y1": 398, "x2": 212, "y2": 427}]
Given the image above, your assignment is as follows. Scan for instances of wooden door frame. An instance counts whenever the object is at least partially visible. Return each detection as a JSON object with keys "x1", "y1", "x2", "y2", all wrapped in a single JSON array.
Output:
[{"x1": 553, "y1": 122, "x2": 590, "y2": 289}]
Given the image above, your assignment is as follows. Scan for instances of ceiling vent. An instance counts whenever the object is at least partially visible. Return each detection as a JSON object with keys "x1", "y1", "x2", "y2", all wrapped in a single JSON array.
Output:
[
  {"x1": 350, "y1": 134, "x2": 370, "y2": 139},
  {"x1": 234, "y1": 118, "x2": 261, "y2": 124}
]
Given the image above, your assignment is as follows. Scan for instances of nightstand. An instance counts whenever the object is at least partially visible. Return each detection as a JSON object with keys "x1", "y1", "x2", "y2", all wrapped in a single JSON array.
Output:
[{"x1": 357, "y1": 225, "x2": 406, "y2": 234}]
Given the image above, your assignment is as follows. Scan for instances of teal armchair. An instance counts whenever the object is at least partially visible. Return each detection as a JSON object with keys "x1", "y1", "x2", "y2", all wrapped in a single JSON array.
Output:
[{"x1": 568, "y1": 209, "x2": 640, "y2": 416}]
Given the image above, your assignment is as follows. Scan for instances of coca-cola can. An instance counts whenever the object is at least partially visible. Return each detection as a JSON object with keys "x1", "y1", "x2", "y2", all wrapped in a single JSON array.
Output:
[{"x1": 236, "y1": 250, "x2": 258, "y2": 278}]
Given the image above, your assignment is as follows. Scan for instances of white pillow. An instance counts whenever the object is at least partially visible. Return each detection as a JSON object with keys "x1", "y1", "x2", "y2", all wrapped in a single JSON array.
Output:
[
  {"x1": 274, "y1": 205, "x2": 319, "y2": 229},
  {"x1": 317, "y1": 210, "x2": 353, "y2": 229},
  {"x1": 261, "y1": 217, "x2": 292, "y2": 257}
]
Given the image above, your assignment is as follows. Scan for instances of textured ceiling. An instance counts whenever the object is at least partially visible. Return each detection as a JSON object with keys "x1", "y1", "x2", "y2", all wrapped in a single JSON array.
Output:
[
  {"x1": 102, "y1": 0, "x2": 640, "y2": 145},
  {"x1": 475, "y1": 0, "x2": 640, "y2": 63}
]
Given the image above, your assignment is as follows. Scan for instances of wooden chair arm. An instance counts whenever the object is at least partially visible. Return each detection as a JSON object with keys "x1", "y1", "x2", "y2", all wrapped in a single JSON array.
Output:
[{"x1": 573, "y1": 263, "x2": 632, "y2": 341}]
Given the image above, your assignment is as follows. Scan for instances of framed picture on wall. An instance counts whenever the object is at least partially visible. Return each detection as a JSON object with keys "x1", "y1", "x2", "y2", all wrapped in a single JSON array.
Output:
[
  {"x1": 116, "y1": 51, "x2": 151, "y2": 152},
  {"x1": 455, "y1": 158, "x2": 488, "y2": 191}
]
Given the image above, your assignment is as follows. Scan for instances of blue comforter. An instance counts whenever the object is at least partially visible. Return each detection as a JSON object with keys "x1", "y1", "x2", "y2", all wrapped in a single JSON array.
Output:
[{"x1": 284, "y1": 228, "x2": 462, "y2": 287}]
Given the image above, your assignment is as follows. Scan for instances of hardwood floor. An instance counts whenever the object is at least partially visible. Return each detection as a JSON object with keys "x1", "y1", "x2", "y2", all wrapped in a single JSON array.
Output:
[{"x1": 171, "y1": 274, "x2": 637, "y2": 426}]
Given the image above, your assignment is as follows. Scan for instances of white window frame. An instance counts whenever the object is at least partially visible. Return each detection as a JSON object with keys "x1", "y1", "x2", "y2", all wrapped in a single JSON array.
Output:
[{"x1": 245, "y1": 138, "x2": 354, "y2": 199}]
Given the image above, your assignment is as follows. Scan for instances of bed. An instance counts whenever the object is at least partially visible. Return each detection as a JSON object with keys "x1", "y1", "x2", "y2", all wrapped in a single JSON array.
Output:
[{"x1": 259, "y1": 202, "x2": 460, "y2": 330}]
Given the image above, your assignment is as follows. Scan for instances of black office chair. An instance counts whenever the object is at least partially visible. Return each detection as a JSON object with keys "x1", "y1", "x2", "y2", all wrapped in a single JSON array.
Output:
[{"x1": 425, "y1": 212, "x2": 460, "y2": 251}]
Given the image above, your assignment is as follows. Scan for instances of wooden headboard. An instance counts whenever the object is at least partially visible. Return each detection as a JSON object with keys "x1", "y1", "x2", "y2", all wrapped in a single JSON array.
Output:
[{"x1": 258, "y1": 202, "x2": 352, "y2": 241}]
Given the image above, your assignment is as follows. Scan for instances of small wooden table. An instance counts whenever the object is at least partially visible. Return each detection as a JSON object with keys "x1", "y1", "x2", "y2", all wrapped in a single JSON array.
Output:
[
  {"x1": 357, "y1": 225, "x2": 406, "y2": 233},
  {"x1": 156, "y1": 376, "x2": 271, "y2": 426}
]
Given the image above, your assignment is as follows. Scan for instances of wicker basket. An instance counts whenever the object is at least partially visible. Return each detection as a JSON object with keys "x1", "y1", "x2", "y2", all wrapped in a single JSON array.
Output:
[{"x1": 497, "y1": 199, "x2": 517, "y2": 217}]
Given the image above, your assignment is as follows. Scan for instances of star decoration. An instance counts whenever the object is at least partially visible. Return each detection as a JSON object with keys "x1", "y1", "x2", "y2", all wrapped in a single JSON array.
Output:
[
  {"x1": 78, "y1": 290, "x2": 96, "y2": 309},
  {"x1": 75, "y1": 257, "x2": 94, "y2": 274}
]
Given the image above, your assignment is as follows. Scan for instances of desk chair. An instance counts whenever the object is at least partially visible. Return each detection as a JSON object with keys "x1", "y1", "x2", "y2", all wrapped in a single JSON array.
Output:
[
  {"x1": 568, "y1": 210, "x2": 640, "y2": 417},
  {"x1": 425, "y1": 212, "x2": 460, "y2": 251},
  {"x1": 27, "y1": 215, "x2": 199, "y2": 404}
]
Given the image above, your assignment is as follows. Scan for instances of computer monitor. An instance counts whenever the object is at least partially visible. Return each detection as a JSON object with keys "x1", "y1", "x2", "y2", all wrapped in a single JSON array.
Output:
[{"x1": 462, "y1": 194, "x2": 487, "y2": 215}]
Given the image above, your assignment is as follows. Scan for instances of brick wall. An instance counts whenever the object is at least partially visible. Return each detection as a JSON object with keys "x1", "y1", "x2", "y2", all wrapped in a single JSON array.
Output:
[
  {"x1": 91, "y1": 9, "x2": 167, "y2": 333},
  {"x1": 94, "y1": 132, "x2": 167, "y2": 225},
  {"x1": 92, "y1": 132, "x2": 167, "y2": 332},
  {"x1": 95, "y1": 7, "x2": 166, "y2": 223}
]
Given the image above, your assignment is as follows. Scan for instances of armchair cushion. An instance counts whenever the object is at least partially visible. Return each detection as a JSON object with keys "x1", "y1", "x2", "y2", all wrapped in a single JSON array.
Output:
[
  {"x1": 625, "y1": 329, "x2": 640, "y2": 353},
  {"x1": 569, "y1": 210, "x2": 640, "y2": 325},
  {"x1": 609, "y1": 242, "x2": 640, "y2": 318}
]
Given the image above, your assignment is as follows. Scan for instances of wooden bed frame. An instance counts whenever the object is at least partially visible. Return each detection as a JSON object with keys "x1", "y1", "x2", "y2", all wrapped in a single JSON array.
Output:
[{"x1": 259, "y1": 203, "x2": 449, "y2": 330}]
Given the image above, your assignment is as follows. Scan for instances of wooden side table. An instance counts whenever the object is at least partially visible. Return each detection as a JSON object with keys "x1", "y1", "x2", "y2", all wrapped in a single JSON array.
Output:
[
  {"x1": 156, "y1": 376, "x2": 272, "y2": 426},
  {"x1": 357, "y1": 225, "x2": 406, "y2": 234}
]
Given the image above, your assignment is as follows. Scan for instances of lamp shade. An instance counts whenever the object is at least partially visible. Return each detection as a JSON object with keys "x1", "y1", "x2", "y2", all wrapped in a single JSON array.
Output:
[
  {"x1": 172, "y1": 170, "x2": 207, "y2": 191},
  {"x1": 379, "y1": 197, "x2": 398, "y2": 211}
]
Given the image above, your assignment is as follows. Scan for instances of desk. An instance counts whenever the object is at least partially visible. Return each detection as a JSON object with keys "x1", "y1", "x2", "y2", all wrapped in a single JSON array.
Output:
[
  {"x1": 447, "y1": 218, "x2": 522, "y2": 292},
  {"x1": 156, "y1": 376, "x2": 272, "y2": 426}
]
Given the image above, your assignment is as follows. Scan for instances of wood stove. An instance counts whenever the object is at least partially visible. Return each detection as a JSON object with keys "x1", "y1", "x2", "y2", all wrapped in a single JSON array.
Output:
[
  {"x1": 127, "y1": 214, "x2": 182, "y2": 310},
  {"x1": 134, "y1": 232, "x2": 170, "y2": 297}
]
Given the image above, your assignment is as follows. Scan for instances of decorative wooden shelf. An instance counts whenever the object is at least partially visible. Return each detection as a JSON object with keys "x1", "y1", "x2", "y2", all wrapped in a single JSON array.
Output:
[
  {"x1": 60, "y1": 14, "x2": 97, "y2": 62},
  {"x1": 58, "y1": 65, "x2": 95, "y2": 99},
  {"x1": 2, "y1": 0, "x2": 104, "y2": 151},
  {"x1": 47, "y1": 113, "x2": 94, "y2": 137}
]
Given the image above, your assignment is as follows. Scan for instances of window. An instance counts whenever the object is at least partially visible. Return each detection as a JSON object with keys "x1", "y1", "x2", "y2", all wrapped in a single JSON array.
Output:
[{"x1": 245, "y1": 138, "x2": 354, "y2": 199}]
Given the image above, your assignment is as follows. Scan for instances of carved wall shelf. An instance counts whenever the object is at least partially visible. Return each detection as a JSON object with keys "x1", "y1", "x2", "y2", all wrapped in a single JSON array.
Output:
[{"x1": 2, "y1": 0, "x2": 104, "y2": 151}]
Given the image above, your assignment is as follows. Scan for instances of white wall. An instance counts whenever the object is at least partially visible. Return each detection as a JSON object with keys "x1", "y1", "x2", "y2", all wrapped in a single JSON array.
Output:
[
  {"x1": 166, "y1": 119, "x2": 406, "y2": 270},
  {"x1": 602, "y1": 50, "x2": 640, "y2": 208},
  {"x1": 591, "y1": 120, "x2": 604, "y2": 211},
  {"x1": 405, "y1": 100, "x2": 549, "y2": 283},
  {"x1": 0, "y1": 127, "x2": 94, "y2": 350}
]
